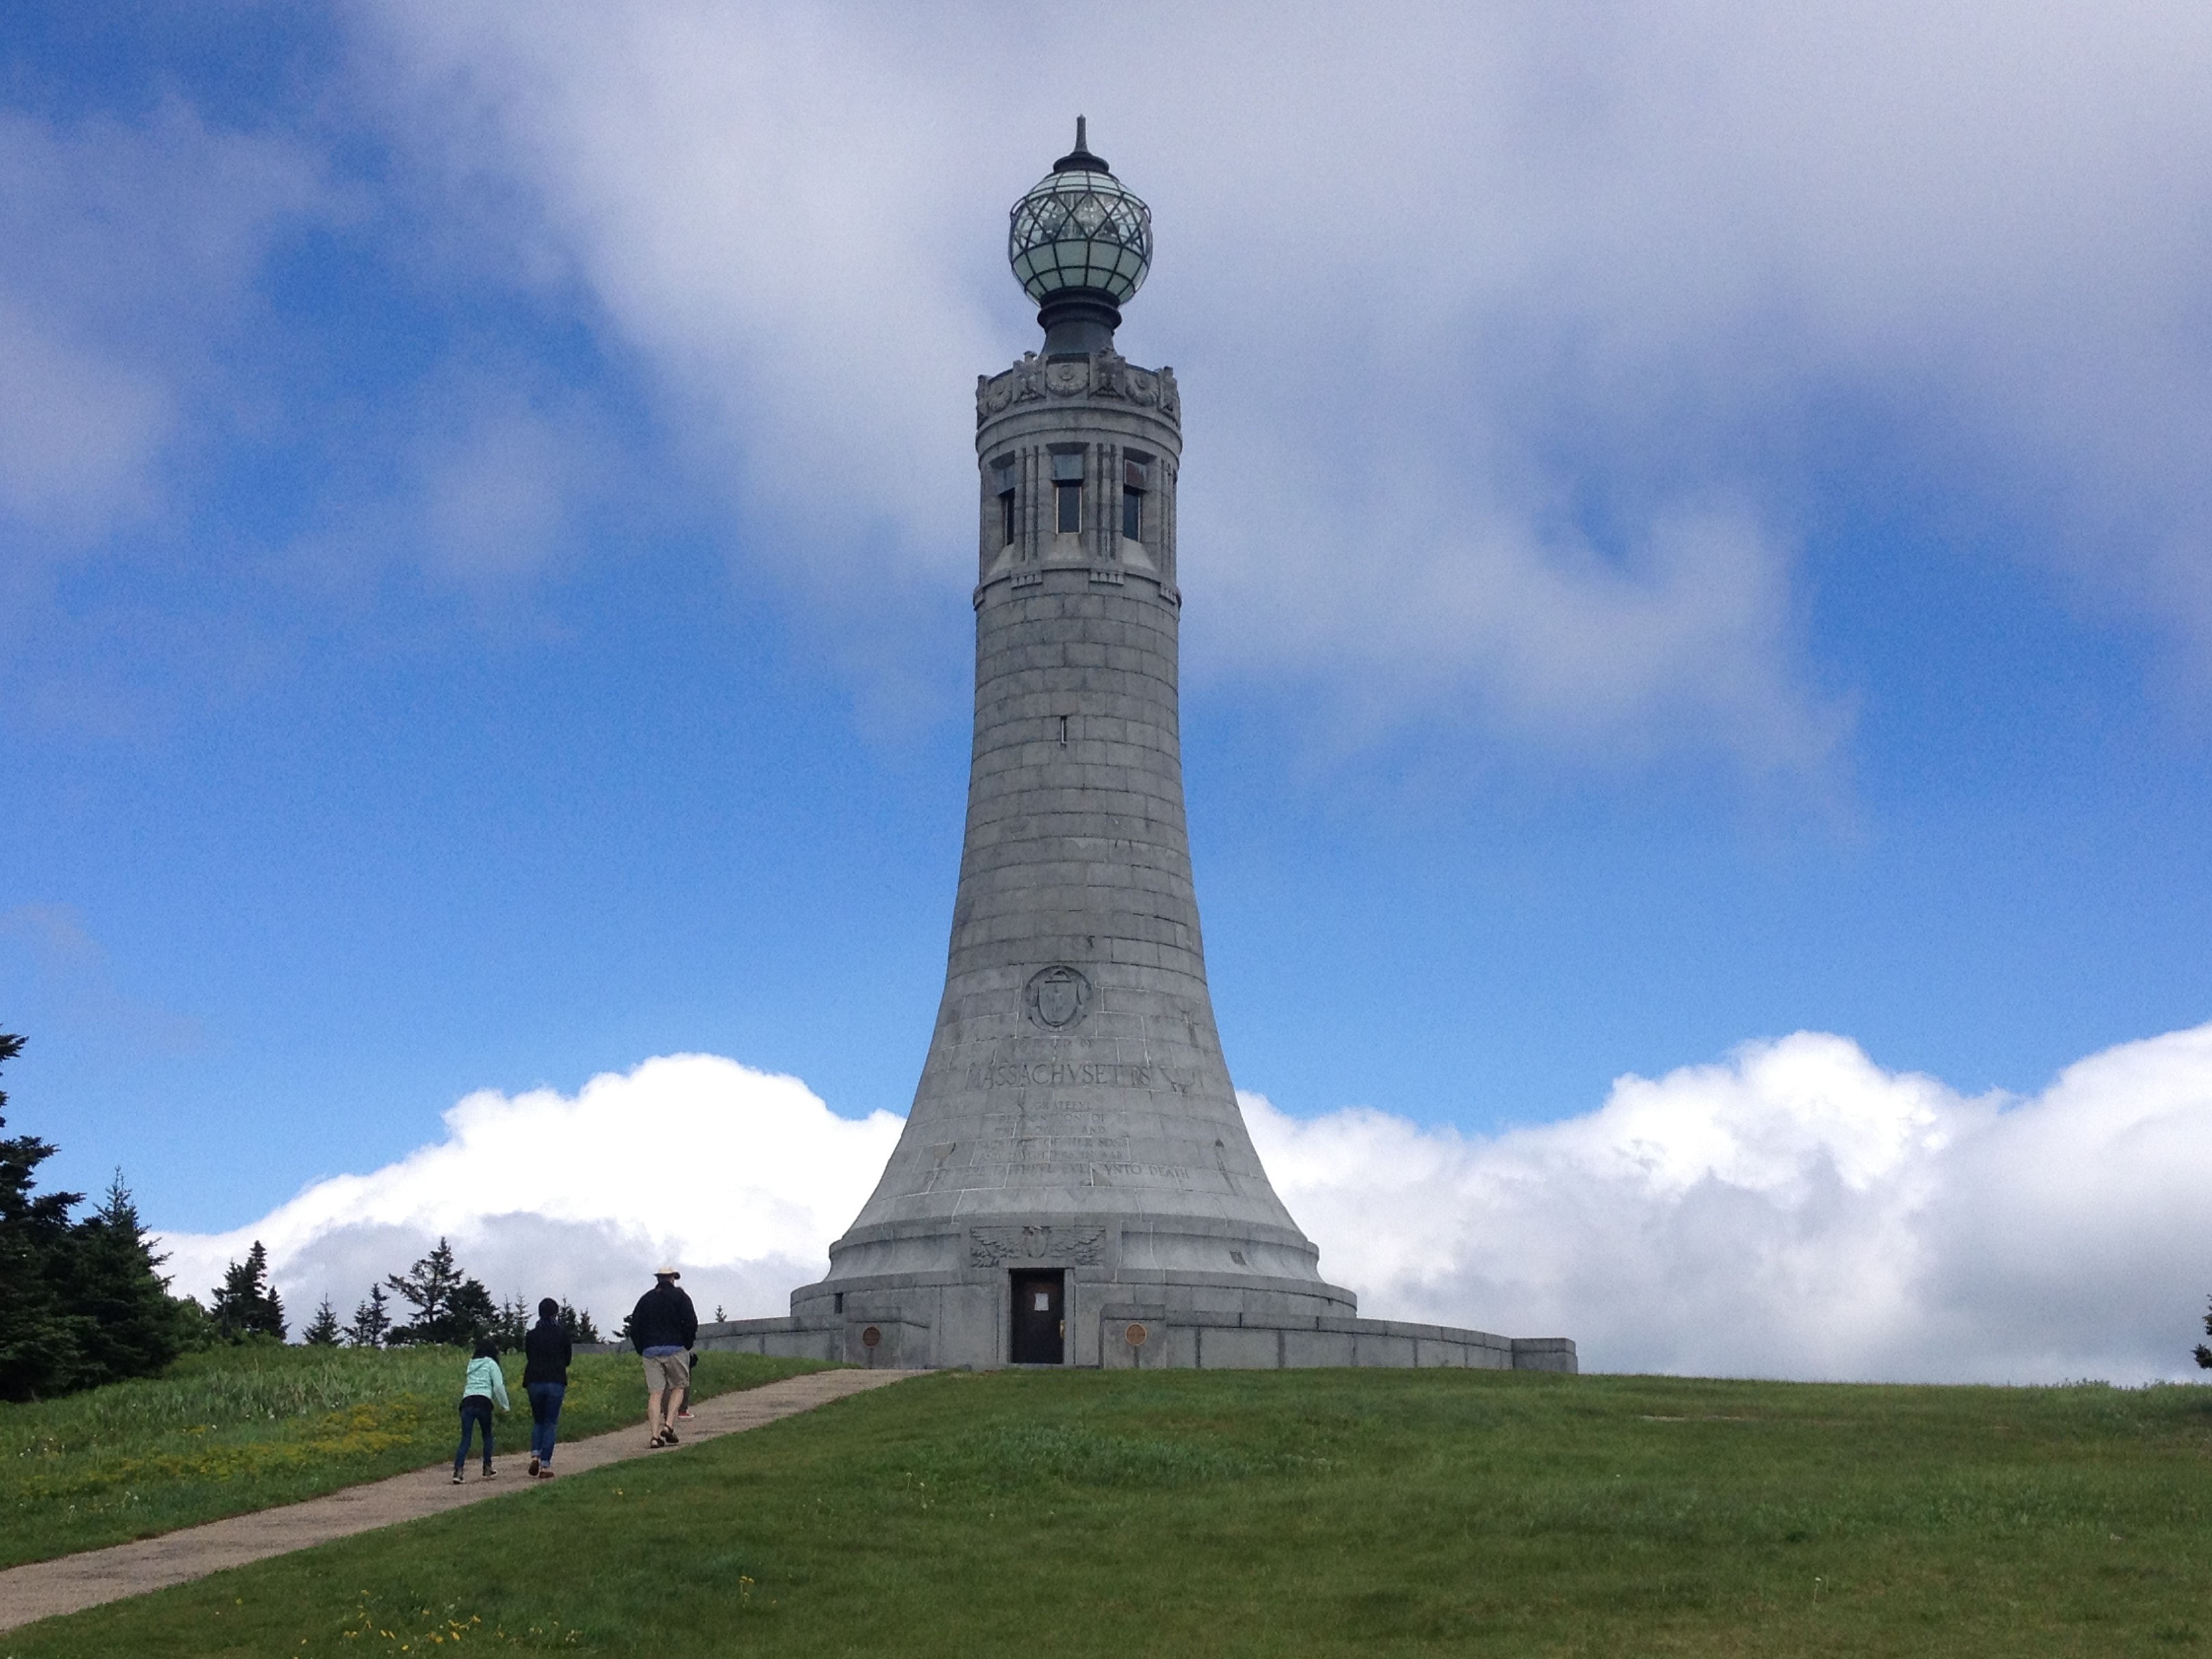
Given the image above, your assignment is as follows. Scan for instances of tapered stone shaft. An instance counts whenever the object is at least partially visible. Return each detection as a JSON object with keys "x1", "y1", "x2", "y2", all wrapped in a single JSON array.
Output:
[{"x1": 789, "y1": 345, "x2": 1355, "y2": 1368}]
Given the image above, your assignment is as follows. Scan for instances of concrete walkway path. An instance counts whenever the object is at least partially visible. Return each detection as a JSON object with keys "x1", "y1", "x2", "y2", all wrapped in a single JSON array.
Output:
[{"x1": 0, "y1": 1366, "x2": 919, "y2": 1634}]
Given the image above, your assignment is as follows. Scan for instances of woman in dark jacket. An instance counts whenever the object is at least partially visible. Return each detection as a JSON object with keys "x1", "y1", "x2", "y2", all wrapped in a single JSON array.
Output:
[{"x1": 522, "y1": 1298, "x2": 574, "y2": 1478}]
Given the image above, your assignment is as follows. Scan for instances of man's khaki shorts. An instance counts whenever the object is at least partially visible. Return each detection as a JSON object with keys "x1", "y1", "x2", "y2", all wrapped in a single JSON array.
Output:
[{"x1": 642, "y1": 1349, "x2": 691, "y2": 1394}]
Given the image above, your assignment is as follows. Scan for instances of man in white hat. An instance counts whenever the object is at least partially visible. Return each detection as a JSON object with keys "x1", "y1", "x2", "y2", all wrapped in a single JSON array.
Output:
[{"x1": 627, "y1": 1267, "x2": 698, "y2": 1448}]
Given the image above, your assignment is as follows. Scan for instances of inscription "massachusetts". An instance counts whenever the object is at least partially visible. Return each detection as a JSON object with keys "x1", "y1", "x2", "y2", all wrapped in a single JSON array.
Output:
[{"x1": 968, "y1": 1061, "x2": 1183, "y2": 1090}]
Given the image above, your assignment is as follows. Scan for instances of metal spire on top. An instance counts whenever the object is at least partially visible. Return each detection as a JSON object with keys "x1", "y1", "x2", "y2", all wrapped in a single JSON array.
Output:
[{"x1": 1053, "y1": 114, "x2": 1107, "y2": 174}]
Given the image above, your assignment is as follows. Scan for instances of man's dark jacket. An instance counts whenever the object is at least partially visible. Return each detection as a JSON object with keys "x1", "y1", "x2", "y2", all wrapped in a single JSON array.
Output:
[
  {"x1": 523, "y1": 1320, "x2": 572, "y2": 1387},
  {"x1": 628, "y1": 1282, "x2": 698, "y2": 1353}
]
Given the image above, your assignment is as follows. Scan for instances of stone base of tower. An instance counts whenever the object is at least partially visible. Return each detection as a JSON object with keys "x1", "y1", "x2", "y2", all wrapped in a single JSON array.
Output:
[
  {"x1": 685, "y1": 1257, "x2": 1577, "y2": 1375},
  {"x1": 691, "y1": 1306, "x2": 1575, "y2": 1374}
]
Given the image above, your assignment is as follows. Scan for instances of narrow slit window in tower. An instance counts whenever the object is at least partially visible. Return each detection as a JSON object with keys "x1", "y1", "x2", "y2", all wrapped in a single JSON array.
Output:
[
  {"x1": 1121, "y1": 455, "x2": 1150, "y2": 543},
  {"x1": 992, "y1": 456, "x2": 1018, "y2": 548},
  {"x1": 1052, "y1": 451, "x2": 1085, "y2": 535}
]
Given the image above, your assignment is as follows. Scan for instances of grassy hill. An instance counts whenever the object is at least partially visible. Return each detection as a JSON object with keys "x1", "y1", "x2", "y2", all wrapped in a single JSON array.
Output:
[
  {"x1": 10, "y1": 1365, "x2": 2212, "y2": 1656},
  {"x1": 0, "y1": 1343, "x2": 823, "y2": 1567}
]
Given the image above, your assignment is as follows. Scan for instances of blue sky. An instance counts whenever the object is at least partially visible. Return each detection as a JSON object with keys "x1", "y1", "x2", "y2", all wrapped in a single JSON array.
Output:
[{"x1": 5, "y1": 5, "x2": 2212, "y2": 1374}]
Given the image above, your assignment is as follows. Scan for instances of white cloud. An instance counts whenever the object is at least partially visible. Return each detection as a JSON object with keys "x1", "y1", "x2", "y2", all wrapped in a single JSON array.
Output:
[
  {"x1": 163, "y1": 1022, "x2": 2212, "y2": 1382},
  {"x1": 347, "y1": 1, "x2": 2212, "y2": 762},
  {"x1": 412, "y1": 382, "x2": 610, "y2": 581},
  {"x1": 0, "y1": 293, "x2": 170, "y2": 528},
  {"x1": 0, "y1": 102, "x2": 321, "y2": 546},
  {"x1": 158, "y1": 1055, "x2": 903, "y2": 1336},
  {"x1": 1252, "y1": 1021, "x2": 2212, "y2": 1382},
  {"x1": 350, "y1": 5, "x2": 1005, "y2": 602}
]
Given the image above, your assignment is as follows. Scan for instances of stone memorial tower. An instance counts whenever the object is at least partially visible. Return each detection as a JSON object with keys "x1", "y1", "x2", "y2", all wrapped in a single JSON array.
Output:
[{"x1": 713, "y1": 125, "x2": 1573, "y2": 1374}]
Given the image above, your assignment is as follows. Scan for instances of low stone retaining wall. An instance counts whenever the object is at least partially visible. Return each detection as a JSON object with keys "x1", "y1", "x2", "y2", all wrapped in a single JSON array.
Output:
[
  {"x1": 1096, "y1": 1309, "x2": 1576, "y2": 1372},
  {"x1": 584, "y1": 1315, "x2": 1576, "y2": 1374}
]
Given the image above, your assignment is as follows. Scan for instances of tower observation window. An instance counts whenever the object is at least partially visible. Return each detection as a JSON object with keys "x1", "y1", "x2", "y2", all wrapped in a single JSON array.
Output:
[
  {"x1": 991, "y1": 456, "x2": 1018, "y2": 548},
  {"x1": 1051, "y1": 452, "x2": 1085, "y2": 535},
  {"x1": 1121, "y1": 455, "x2": 1151, "y2": 543}
]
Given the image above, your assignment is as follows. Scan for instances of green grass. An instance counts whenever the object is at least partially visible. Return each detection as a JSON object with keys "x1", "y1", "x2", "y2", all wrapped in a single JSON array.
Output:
[
  {"x1": 10, "y1": 1368, "x2": 2212, "y2": 1656},
  {"x1": 0, "y1": 1343, "x2": 825, "y2": 1568}
]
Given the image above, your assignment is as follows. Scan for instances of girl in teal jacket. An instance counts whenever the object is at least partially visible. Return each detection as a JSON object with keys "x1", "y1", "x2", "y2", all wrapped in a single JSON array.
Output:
[{"x1": 452, "y1": 1338, "x2": 510, "y2": 1482}]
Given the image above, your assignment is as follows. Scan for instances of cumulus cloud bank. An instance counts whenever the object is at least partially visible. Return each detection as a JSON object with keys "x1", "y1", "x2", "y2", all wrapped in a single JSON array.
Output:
[
  {"x1": 159, "y1": 1056, "x2": 903, "y2": 1339},
  {"x1": 1254, "y1": 1025, "x2": 2212, "y2": 1382},
  {"x1": 162, "y1": 1023, "x2": 2212, "y2": 1382}
]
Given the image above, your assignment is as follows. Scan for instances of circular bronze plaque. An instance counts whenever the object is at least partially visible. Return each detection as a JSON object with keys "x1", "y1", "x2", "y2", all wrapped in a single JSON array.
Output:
[
  {"x1": 1124, "y1": 1322, "x2": 1148, "y2": 1347},
  {"x1": 861, "y1": 1326, "x2": 882, "y2": 1349}
]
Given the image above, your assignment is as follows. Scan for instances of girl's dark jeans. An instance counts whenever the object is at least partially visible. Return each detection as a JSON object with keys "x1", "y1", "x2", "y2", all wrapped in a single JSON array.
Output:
[
  {"x1": 526, "y1": 1382, "x2": 566, "y2": 1465},
  {"x1": 454, "y1": 1396, "x2": 494, "y2": 1473}
]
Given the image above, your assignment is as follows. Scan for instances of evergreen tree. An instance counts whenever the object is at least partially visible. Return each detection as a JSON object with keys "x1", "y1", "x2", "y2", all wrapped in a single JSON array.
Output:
[
  {"x1": 60, "y1": 1172, "x2": 183, "y2": 1384},
  {"x1": 2196, "y1": 1298, "x2": 2211, "y2": 1369},
  {"x1": 345, "y1": 1284, "x2": 392, "y2": 1348},
  {"x1": 558, "y1": 1300, "x2": 600, "y2": 1343},
  {"x1": 209, "y1": 1240, "x2": 287, "y2": 1341},
  {"x1": 384, "y1": 1238, "x2": 496, "y2": 1346},
  {"x1": 0, "y1": 1031, "x2": 92, "y2": 1401},
  {"x1": 302, "y1": 1294, "x2": 342, "y2": 1346},
  {"x1": 490, "y1": 1293, "x2": 531, "y2": 1352}
]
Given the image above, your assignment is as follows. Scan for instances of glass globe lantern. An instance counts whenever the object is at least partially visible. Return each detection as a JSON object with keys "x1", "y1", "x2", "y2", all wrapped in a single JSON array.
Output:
[{"x1": 1009, "y1": 118, "x2": 1152, "y2": 353}]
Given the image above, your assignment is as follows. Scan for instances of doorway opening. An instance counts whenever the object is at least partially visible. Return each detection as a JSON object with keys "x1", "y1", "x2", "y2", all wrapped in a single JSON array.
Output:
[{"x1": 1009, "y1": 1270, "x2": 1065, "y2": 1365}]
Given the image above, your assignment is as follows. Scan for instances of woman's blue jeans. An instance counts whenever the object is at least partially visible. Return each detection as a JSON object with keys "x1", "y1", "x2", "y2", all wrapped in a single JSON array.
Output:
[
  {"x1": 527, "y1": 1382, "x2": 566, "y2": 1465},
  {"x1": 454, "y1": 1397, "x2": 494, "y2": 1473}
]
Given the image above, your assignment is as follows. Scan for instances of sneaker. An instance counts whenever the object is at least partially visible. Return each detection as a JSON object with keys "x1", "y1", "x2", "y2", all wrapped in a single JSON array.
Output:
[
  {"x1": 528, "y1": 1456, "x2": 540, "y2": 1478},
  {"x1": 451, "y1": 1471, "x2": 465, "y2": 1484},
  {"x1": 676, "y1": 1409, "x2": 692, "y2": 1419},
  {"x1": 482, "y1": 1466, "x2": 496, "y2": 1478},
  {"x1": 538, "y1": 1467, "x2": 556, "y2": 1479}
]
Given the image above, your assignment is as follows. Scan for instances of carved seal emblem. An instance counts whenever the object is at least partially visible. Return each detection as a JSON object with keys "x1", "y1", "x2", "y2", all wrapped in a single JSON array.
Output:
[
  {"x1": 1025, "y1": 964, "x2": 1090, "y2": 1030},
  {"x1": 968, "y1": 1224, "x2": 1108, "y2": 1267}
]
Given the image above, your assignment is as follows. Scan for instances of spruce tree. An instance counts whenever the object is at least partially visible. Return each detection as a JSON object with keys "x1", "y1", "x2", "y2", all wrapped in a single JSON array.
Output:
[
  {"x1": 0, "y1": 1032, "x2": 91, "y2": 1401},
  {"x1": 491, "y1": 1292, "x2": 530, "y2": 1351},
  {"x1": 558, "y1": 1300, "x2": 600, "y2": 1343},
  {"x1": 209, "y1": 1240, "x2": 287, "y2": 1341},
  {"x1": 385, "y1": 1237, "x2": 496, "y2": 1346},
  {"x1": 346, "y1": 1284, "x2": 392, "y2": 1348},
  {"x1": 302, "y1": 1294, "x2": 342, "y2": 1346},
  {"x1": 61, "y1": 1172, "x2": 183, "y2": 1384}
]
